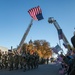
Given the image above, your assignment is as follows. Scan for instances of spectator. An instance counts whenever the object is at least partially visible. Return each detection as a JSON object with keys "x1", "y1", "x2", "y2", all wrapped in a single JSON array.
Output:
[{"x1": 71, "y1": 31, "x2": 75, "y2": 48}]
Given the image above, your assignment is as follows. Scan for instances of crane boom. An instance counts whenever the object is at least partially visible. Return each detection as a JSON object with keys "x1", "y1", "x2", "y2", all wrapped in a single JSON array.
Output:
[
  {"x1": 17, "y1": 19, "x2": 33, "y2": 54},
  {"x1": 48, "y1": 17, "x2": 71, "y2": 49}
]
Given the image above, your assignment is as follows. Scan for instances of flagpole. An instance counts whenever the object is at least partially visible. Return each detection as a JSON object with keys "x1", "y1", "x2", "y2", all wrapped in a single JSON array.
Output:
[{"x1": 17, "y1": 19, "x2": 33, "y2": 54}]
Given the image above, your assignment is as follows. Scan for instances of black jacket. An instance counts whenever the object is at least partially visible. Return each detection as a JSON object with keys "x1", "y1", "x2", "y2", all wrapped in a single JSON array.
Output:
[{"x1": 71, "y1": 35, "x2": 75, "y2": 48}]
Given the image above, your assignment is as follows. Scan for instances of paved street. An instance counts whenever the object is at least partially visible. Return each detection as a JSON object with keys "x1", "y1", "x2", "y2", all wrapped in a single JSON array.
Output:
[{"x1": 0, "y1": 63, "x2": 60, "y2": 75}]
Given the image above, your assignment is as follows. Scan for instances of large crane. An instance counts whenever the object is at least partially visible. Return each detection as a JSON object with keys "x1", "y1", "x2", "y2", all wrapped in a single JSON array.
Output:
[
  {"x1": 17, "y1": 19, "x2": 33, "y2": 54},
  {"x1": 48, "y1": 17, "x2": 71, "y2": 50}
]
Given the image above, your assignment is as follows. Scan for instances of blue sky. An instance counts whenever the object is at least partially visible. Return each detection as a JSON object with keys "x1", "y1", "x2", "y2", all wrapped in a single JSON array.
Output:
[{"x1": 0, "y1": 0, "x2": 75, "y2": 53}]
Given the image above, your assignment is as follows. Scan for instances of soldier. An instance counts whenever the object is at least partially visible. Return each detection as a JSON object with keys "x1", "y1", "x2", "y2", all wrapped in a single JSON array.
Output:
[
  {"x1": 8, "y1": 52, "x2": 14, "y2": 71},
  {"x1": 26, "y1": 52, "x2": 30, "y2": 70},
  {"x1": 2, "y1": 51, "x2": 5, "y2": 68},
  {"x1": 4, "y1": 51, "x2": 8, "y2": 69},
  {"x1": 22, "y1": 54, "x2": 27, "y2": 72},
  {"x1": 14, "y1": 52, "x2": 19, "y2": 70},
  {"x1": 19, "y1": 54, "x2": 23, "y2": 69},
  {"x1": 47, "y1": 57, "x2": 49, "y2": 64},
  {"x1": 29, "y1": 53, "x2": 34, "y2": 69},
  {"x1": 0, "y1": 50, "x2": 2, "y2": 69},
  {"x1": 71, "y1": 31, "x2": 75, "y2": 48},
  {"x1": 34, "y1": 52, "x2": 39, "y2": 68}
]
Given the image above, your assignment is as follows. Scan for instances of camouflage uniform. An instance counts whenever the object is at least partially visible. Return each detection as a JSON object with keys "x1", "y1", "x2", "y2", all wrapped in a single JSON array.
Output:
[
  {"x1": 22, "y1": 55, "x2": 27, "y2": 72},
  {"x1": 34, "y1": 53, "x2": 39, "y2": 68},
  {"x1": 14, "y1": 53, "x2": 19, "y2": 70},
  {"x1": 26, "y1": 53, "x2": 30, "y2": 70},
  {"x1": 0, "y1": 51, "x2": 2, "y2": 69},
  {"x1": 4, "y1": 54, "x2": 8, "y2": 69},
  {"x1": 2, "y1": 53, "x2": 5, "y2": 68},
  {"x1": 8, "y1": 53, "x2": 13, "y2": 71},
  {"x1": 19, "y1": 55, "x2": 23, "y2": 69}
]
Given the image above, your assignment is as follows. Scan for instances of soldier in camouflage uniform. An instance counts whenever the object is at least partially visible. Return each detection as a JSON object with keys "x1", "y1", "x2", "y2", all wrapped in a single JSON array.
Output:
[
  {"x1": 19, "y1": 54, "x2": 23, "y2": 69},
  {"x1": 4, "y1": 51, "x2": 8, "y2": 69},
  {"x1": 29, "y1": 53, "x2": 34, "y2": 69},
  {"x1": 2, "y1": 51, "x2": 5, "y2": 68},
  {"x1": 22, "y1": 53, "x2": 27, "y2": 72},
  {"x1": 8, "y1": 52, "x2": 14, "y2": 71},
  {"x1": 33, "y1": 52, "x2": 39, "y2": 68},
  {"x1": 26, "y1": 52, "x2": 30, "y2": 70},
  {"x1": 14, "y1": 52, "x2": 19, "y2": 70},
  {"x1": 0, "y1": 50, "x2": 2, "y2": 69}
]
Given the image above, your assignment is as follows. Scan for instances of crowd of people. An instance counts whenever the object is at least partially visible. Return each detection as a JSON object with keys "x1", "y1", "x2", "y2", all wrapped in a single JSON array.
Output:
[
  {"x1": 58, "y1": 32, "x2": 75, "y2": 75},
  {"x1": 0, "y1": 50, "x2": 39, "y2": 72},
  {"x1": 0, "y1": 32, "x2": 75, "y2": 75},
  {"x1": 58, "y1": 50, "x2": 75, "y2": 75}
]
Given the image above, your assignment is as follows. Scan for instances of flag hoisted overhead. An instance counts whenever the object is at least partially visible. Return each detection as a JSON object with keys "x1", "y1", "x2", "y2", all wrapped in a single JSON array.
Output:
[
  {"x1": 58, "y1": 29, "x2": 63, "y2": 40},
  {"x1": 28, "y1": 6, "x2": 44, "y2": 21}
]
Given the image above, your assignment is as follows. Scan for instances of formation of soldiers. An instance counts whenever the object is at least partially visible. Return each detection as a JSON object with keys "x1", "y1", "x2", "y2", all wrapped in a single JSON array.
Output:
[{"x1": 0, "y1": 50, "x2": 39, "y2": 72}]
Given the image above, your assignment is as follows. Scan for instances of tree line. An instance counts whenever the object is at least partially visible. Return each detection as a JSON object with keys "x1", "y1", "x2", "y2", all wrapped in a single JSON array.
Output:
[{"x1": 21, "y1": 40, "x2": 52, "y2": 59}]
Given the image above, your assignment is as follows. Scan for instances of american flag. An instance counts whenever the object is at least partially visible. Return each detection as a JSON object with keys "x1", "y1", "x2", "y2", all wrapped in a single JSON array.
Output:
[
  {"x1": 58, "y1": 29, "x2": 63, "y2": 40},
  {"x1": 52, "y1": 44, "x2": 62, "y2": 54},
  {"x1": 28, "y1": 6, "x2": 43, "y2": 20}
]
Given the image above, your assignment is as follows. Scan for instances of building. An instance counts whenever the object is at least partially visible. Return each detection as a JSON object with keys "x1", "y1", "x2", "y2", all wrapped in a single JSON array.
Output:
[{"x1": 0, "y1": 46, "x2": 8, "y2": 54}]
